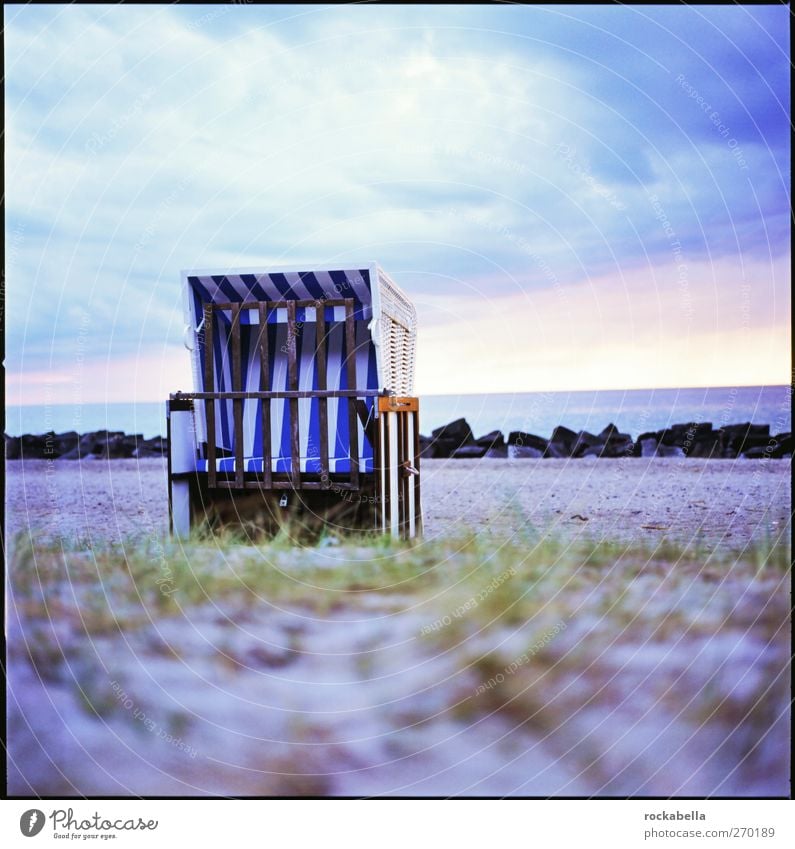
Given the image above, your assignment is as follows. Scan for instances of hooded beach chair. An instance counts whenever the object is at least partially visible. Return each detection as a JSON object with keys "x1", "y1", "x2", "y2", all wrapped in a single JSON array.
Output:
[{"x1": 167, "y1": 264, "x2": 421, "y2": 539}]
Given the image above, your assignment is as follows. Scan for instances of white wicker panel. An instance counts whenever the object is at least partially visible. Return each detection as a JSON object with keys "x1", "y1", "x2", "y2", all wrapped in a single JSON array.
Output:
[{"x1": 377, "y1": 269, "x2": 417, "y2": 395}]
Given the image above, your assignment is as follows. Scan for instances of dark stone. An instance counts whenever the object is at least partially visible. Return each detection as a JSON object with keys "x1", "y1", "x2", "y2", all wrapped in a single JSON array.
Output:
[
  {"x1": 638, "y1": 437, "x2": 658, "y2": 458},
  {"x1": 425, "y1": 418, "x2": 475, "y2": 458},
  {"x1": 141, "y1": 436, "x2": 167, "y2": 453},
  {"x1": 546, "y1": 425, "x2": 578, "y2": 457},
  {"x1": 742, "y1": 433, "x2": 792, "y2": 459},
  {"x1": 637, "y1": 431, "x2": 662, "y2": 443},
  {"x1": 584, "y1": 423, "x2": 633, "y2": 458},
  {"x1": 659, "y1": 422, "x2": 713, "y2": 448},
  {"x1": 431, "y1": 418, "x2": 474, "y2": 445},
  {"x1": 484, "y1": 445, "x2": 508, "y2": 458},
  {"x1": 686, "y1": 438, "x2": 721, "y2": 459},
  {"x1": 656, "y1": 444, "x2": 685, "y2": 458},
  {"x1": 451, "y1": 444, "x2": 487, "y2": 459},
  {"x1": 741, "y1": 446, "x2": 771, "y2": 459},
  {"x1": 51, "y1": 431, "x2": 79, "y2": 456},
  {"x1": 770, "y1": 433, "x2": 793, "y2": 458},
  {"x1": 508, "y1": 444, "x2": 544, "y2": 459},
  {"x1": 421, "y1": 436, "x2": 458, "y2": 459},
  {"x1": 571, "y1": 430, "x2": 601, "y2": 457},
  {"x1": 7, "y1": 430, "x2": 169, "y2": 460},
  {"x1": 598, "y1": 423, "x2": 621, "y2": 442},
  {"x1": 475, "y1": 430, "x2": 505, "y2": 450},
  {"x1": 73, "y1": 430, "x2": 133, "y2": 459},
  {"x1": 719, "y1": 423, "x2": 770, "y2": 456},
  {"x1": 418, "y1": 435, "x2": 435, "y2": 460},
  {"x1": 132, "y1": 447, "x2": 166, "y2": 459},
  {"x1": 19, "y1": 433, "x2": 52, "y2": 458},
  {"x1": 507, "y1": 431, "x2": 548, "y2": 452},
  {"x1": 5, "y1": 435, "x2": 21, "y2": 460},
  {"x1": 543, "y1": 442, "x2": 569, "y2": 459}
]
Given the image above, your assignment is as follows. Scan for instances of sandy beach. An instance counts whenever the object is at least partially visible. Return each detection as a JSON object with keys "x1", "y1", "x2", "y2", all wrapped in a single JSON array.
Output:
[
  {"x1": 5, "y1": 456, "x2": 791, "y2": 550},
  {"x1": 5, "y1": 457, "x2": 792, "y2": 796}
]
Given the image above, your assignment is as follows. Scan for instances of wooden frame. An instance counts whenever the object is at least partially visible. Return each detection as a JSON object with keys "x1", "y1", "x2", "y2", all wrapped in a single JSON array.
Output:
[{"x1": 169, "y1": 296, "x2": 422, "y2": 538}]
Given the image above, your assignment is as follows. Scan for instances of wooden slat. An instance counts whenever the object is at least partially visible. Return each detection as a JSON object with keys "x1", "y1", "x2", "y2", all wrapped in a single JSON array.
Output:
[
  {"x1": 214, "y1": 479, "x2": 361, "y2": 492},
  {"x1": 212, "y1": 298, "x2": 352, "y2": 311},
  {"x1": 179, "y1": 390, "x2": 381, "y2": 400},
  {"x1": 378, "y1": 396, "x2": 419, "y2": 413},
  {"x1": 231, "y1": 302, "x2": 244, "y2": 489},
  {"x1": 373, "y1": 409, "x2": 381, "y2": 532},
  {"x1": 203, "y1": 304, "x2": 217, "y2": 490},
  {"x1": 257, "y1": 303, "x2": 272, "y2": 490},
  {"x1": 344, "y1": 298, "x2": 359, "y2": 491},
  {"x1": 383, "y1": 410, "x2": 390, "y2": 531},
  {"x1": 413, "y1": 409, "x2": 422, "y2": 536},
  {"x1": 400, "y1": 409, "x2": 409, "y2": 538},
  {"x1": 287, "y1": 300, "x2": 301, "y2": 489},
  {"x1": 315, "y1": 302, "x2": 330, "y2": 487}
]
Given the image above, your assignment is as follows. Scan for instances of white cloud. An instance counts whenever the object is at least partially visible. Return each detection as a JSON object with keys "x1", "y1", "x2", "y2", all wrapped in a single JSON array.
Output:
[{"x1": 4, "y1": 4, "x2": 789, "y2": 397}]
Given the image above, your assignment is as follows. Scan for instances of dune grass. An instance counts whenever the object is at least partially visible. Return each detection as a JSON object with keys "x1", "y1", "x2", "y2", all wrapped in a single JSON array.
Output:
[
  {"x1": 9, "y1": 523, "x2": 789, "y2": 642},
  {"x1": 7, "y1": 523, "x2": 790, "y2": 795}
]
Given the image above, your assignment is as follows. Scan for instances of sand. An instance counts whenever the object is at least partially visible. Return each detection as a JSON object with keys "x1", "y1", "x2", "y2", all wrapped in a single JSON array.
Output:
[
  {"x1": 5, "y1": 457, "x2": 791, "y2": 796},
  {"x1": 5, "y1": 456, "x2": 791, "y2": 549}
]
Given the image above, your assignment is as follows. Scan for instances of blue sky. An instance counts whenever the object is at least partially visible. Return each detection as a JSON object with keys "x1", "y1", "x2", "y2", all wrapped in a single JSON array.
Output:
[{"x1": 5, "y1": 4, "x2": 790, "y2": 402}]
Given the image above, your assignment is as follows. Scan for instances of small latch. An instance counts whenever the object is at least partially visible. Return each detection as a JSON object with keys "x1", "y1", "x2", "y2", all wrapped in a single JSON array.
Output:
[
  {"x1": 279, "y1": 494, "x2": 289, "y2": 508},
  {"x1": 400, "y1": 462, "x2": 419, "y2": 479}
]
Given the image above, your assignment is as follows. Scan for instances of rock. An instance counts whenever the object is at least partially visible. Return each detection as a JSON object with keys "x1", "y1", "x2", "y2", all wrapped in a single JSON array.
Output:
[
  {"x1": 639, "y1": 437, "x2": 658, "y2": 458},
  {"x1": 770, "y1": 433, "x2": 793, "y2": 458},
  {"x1": 571, "y1": 431, "x2": 601, "y2": 457},
  {"x1": 431, "y1": 418, "x2": 474, "y2": 445},
  {"x1": 427, "y1": 419, "x2": 474, "y2": 458},
  {"x1": 484, "y1": 445, "x2": 508, "y2": 458},
  {"x1": 598, "y1": 423, "x2": 622, "y2": 442},
  {"x1": 659, "y1": 422, "x2": 712, "y2": 449},
  {"x1": 543, "y1": 442, "x2": 569, "y2": 459},
  {"x1": 418, "y1": 435, "x2": 435, "y2": 460},
  {"x1": 475, "y1": 430, "x2": 505, "y2": 450},
  {"x1": 140, "y1": 436, "x2": 167, "y2": 453},
  {"x1": 659, "y1": 422, "x2": 721, "y2": 458},
  {"x1": 451, "y1": 444, "x2": 487, "y2": 459},
  {"x1": 659, "y1": 422, "x2": 714, "y2": 448},
  {"x1": 508, "y1": 444, "x2": 543, "y2": 459},
  {"x1": 5, "y1": 435, "x2": 21, "y2": 460},
  {"x1": 507, "y1": 431, "x2": 548, "y2": 453},
  {"x1": 719, "y1": 423, "x2": 770, "y2": 456},
  {"x1": 132, "y1": 447, "x2": 165, "y2": 459},
  {"x1": 741, "y1": 446, "x2": 770, "y2": 459},
  {"x1": 655, "y1": 444, "x2": 685, "y2": 458},
  {"x1": 743, "y1": 433, "x2": 792, "y2": 459},
  {"x1": 419, "y1": 435, "x2": 460, "y2": 459},
  {"x1": 51, "y1": 431, "x2": 79, "y2": 456},
  {"x1": 588, "y1": 424, "x2": 634, "y2": 458},
  {"x1": 546, "y1": 425, "x2": 578, "y2": 457},
  {"x1": 637, "y1": 431, "x2": 661, "y2": 442},
  {"x1": 686, "y1": 437, "x2": 721, "y2": 459}
]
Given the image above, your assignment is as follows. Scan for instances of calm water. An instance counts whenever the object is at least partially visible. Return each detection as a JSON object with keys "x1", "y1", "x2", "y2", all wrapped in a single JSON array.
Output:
[{"x1": 5, "y1": 386, "x2": 790, "y2": 440}]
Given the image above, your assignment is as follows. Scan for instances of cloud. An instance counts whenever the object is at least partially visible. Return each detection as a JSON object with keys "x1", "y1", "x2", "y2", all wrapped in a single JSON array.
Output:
[{"x1": 4, "y1": 4, "x2": 790, "y2": 397}]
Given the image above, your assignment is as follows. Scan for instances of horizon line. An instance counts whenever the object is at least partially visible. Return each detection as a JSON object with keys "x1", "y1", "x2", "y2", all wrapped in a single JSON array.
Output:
[{"x1": 5, "y1": 382, "x2": 791, "y2": 407}]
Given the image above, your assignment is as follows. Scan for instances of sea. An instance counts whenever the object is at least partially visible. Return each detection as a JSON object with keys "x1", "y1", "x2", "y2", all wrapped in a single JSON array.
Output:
[{"x1": 5, "y1": 385, "x2": 791, "y2": 441}]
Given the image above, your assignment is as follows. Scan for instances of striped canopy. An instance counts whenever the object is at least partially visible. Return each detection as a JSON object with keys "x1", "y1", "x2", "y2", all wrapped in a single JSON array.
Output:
[{"x1": 183, "y1": 266, "x2": 381, "y2": 472}]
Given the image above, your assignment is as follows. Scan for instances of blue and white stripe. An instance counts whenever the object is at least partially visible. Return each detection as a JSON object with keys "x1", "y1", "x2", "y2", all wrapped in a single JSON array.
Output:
[{"x1": 187, "y1": 268, "x2": 379, "y2": 476}]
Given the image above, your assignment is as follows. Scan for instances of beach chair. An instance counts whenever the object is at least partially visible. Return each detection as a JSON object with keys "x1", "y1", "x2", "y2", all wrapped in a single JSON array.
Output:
[{"x1": 167, "y1": 264, "x2": 421, "y2": 539}]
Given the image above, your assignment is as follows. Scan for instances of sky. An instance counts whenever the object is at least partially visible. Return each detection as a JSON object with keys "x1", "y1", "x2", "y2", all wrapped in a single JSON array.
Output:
[{"x1": 4, "y1": 4, "x2": 791, "y2": 404}]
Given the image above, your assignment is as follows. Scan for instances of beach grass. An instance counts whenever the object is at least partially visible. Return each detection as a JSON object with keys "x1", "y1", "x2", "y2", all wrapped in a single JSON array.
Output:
[
  {"x1": 9, "y1": 523, "x2": 789, "y2": 652},
  {"x1": 7, "y1": 524, "x2": 790, "y2": 795}
]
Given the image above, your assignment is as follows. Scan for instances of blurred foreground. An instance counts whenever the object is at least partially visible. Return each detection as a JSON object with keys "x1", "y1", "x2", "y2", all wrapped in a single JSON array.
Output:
[{"x1": 7, "y1": 525, "x2": 790, "y2": 796}]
